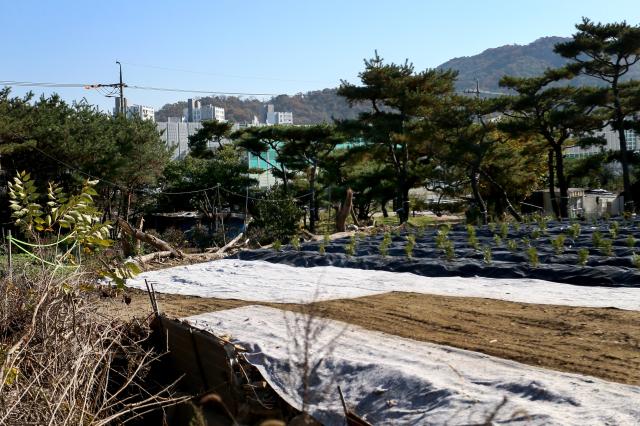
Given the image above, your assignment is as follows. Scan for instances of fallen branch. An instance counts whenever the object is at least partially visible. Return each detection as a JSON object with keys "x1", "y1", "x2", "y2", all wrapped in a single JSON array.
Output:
[{"x1": 116, "y1": 217, "x2": 184, "y2": 259}]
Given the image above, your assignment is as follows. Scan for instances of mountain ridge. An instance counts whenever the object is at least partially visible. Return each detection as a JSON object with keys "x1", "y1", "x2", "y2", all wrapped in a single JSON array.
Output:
[{"x1": 155, "y1": 36, "x2": 640, "y2": 124}]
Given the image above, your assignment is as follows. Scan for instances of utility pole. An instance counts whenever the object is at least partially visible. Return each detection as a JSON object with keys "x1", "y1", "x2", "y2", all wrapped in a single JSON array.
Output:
[
  {"x1": 116, "y1": 61, "x2": 124, "y2": 115},
  {"x1": 83, "y1": 62, "x2": 127, "y2": 115}
]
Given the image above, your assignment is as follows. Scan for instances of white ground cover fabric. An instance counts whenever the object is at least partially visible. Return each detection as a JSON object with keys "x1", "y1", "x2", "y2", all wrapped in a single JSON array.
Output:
[
  {"x1": 185, "y1": 305, "x2": 640, "y2": 425},
  {"x1": 128, "y1": 259, "x2": 640, "y2": 310}
]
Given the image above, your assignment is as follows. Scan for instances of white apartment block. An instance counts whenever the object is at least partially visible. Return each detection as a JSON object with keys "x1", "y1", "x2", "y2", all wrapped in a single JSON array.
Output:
[
  {"x1": 156, "y1": 122, "x2": 203, "y2": 159},
  {"x1": 127, "y1": 104, "x2": 155, "y2": 122},
  {"x1": 182, "y1": 98, "x2": 225, "y2": 123},
  {"x1": 565, "y1": 126, "x2": 638, "y2": 158},
  {"x1": 265, "y1": 103, "x2": 293, "y2": 125}
]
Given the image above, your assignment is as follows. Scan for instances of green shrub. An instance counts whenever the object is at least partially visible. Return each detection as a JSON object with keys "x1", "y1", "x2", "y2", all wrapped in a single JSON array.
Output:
[
  {"x1": 578, "y1": 248, "x2": 589, "y2": 266},
  {"x1": 530, "y1": 228, "x2": 541, "y2": 240},
  {"x1": 483, "y1": 246, "x2": 492, "y2": 264},
  {"x1": 161, "y1": 227, "x2": 188, "y2": 249},
  {"x1": 500, "y1": 222, "x2": 509, "y2": 239},
  {"x1": 345, "y1": 242, "x2": 355, "y2": 257},
  {"x1": 568, "y1": 223, "x2": 581, "y2": 239},
  {"x1": 318, "y1": 242, "x2": 326, "y2": 255},
  {"x1": 488, "y1": 222, "x2": 496, "y2": 233},
  {"x1": 493, "y1": 234, "x2": 502, "y2": 246},
  {"x1": 552, "y1": 234, "x2": 566, "y2": 255},
  {"x1": 600, "y1": 238, "x2": 613, "y2": 256},
  {"x1": 272, "y1": 240, "x2": 282, "y2": 251},
  {"x1": 443, "y1": 240, "x2": 455, "y2": 261},
  {"x1": 609, "y1": 221, "x2": 619, "y2": 239},
  {"x1": 248, "y1": 186, "x2": 302, "y2": 245},
  {"x1": 632, "y1": 252, "x2": 640, "y2": 269},
  {"x1": 466, "y1": 224, "x2": 478, "y2": 249},
  {"x1": 526, "y1": 246, "x2": 539, "y2": 267},
  {"x1": 592, "y1": 230, "x2": 603, "y2": 248},
  {"x1": 323, "y1": 232, "x2": 331, "y2": 245},
  {"x1": 626, "y1": 234, "x2": 636, "y2": 248},
  {"x1": 512, "y1": 221, "x2": 521, "y2": 233},
  {"x1": 291, "y1": 236, "x2": 301, "y2": 251},
  {"x1": 379, "y1": 232, "x2": 391, "y2": 257},
  {"x1": 405, "y1": 235, "x2": 416, "y2": 259},
  {"x1": 506, "y1": 239, "x2": 518, "y2": 252}
]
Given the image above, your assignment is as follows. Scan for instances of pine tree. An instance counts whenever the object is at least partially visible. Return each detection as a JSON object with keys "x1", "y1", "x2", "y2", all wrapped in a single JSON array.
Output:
[{"x1": 555, "y1": 18, "x2": 640, "y2": 211}]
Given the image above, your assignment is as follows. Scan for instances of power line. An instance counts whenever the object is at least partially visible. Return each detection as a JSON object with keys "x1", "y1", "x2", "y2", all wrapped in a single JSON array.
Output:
[
  {"x1": 0, "y1": 80, "x2": 278, "y2": 97},
  {"x1": 121, "y1": 61, "x2": 323, "y2": 84},
  {"x1": 32, "y1": 146, "x2": 313, "y2": 201}
]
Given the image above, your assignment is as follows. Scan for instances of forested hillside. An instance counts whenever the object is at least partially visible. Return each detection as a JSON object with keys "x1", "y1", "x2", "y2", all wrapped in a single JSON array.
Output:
[{"x1": 155, "y1": 36, "x2": 640, "y2": 123}]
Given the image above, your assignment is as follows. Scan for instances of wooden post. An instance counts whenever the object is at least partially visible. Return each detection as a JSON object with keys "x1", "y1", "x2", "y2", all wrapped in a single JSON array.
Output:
[{"x1": 7, "y1": 229, "x2": 12, "y2": 282}]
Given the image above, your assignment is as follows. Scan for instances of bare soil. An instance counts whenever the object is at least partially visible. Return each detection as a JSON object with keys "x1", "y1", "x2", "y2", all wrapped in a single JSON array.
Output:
[{"x1": 97, "y1": 289, "x2": 640, "y2": 386}]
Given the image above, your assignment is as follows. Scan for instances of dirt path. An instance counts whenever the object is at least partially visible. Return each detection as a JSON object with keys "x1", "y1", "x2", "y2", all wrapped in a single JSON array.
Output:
[{"x1": 98, "y1": 289, "x2": 640, "y2": 386}]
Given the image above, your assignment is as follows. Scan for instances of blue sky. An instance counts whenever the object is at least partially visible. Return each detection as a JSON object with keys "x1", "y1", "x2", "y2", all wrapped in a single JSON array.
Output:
[{"x1": 2, "y1": 0, "x2": 638, "y2": 112}]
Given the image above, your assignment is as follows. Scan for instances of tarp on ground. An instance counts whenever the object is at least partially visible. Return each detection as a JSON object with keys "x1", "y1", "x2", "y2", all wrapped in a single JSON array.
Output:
[
  {"x1": 185, "y1": 305, "x2": 640, "y2": 426},
  {"x1": 127, "y1": 259, "x2": 640, "y2": 310}
]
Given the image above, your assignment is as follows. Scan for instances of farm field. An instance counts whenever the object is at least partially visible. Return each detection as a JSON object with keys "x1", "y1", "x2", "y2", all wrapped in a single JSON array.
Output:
[{"x1": 112, "y1": 218, "x2": 640, "y2": 424}]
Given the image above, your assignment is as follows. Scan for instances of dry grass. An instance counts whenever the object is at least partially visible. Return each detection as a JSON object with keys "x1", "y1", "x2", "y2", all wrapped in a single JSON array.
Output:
[{"x1": 0, "y1": 264, "x2": 188, "y2": 425}]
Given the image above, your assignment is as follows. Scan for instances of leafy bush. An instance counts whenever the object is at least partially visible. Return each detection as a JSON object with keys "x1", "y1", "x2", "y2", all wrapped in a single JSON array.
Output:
[
  {"x1": 272, "y1": 240, "x2": 282, "y2": 251},
  {"x1": 248, "y1": 186, "x2": 303, "y2": 245},
  {"x1": 493, "y1": 234, "x2": 502, "y2": 246},
  {"x1": 632, "y1": 252, "x2": 640, "y2": 269},
  {"x1": 506, "y1": 239, "x2": 518, "y2": 252},
  {"x1": 161, "y1": 227, "x2": 188, "y2": 249},
  {"x1": 609, "y1": 221, "x2": 620, "y2": 239}
]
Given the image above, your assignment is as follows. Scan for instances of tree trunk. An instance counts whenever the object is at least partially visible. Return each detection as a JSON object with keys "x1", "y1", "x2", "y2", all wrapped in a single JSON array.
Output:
[
  {"x1": 480, "y1": 169, "x2": 522, "y2": 222},
  {"x1": 309, "y1": 164, "x2": 316, "y2": 233},
  {"x1": 470, "y1": 170, "x2": 488, "y2": 225},
  {"x1": 554, "y1": 145, "x2": 569, "y2": 219},
  {"x1": 335, "y1": 189, "x2": 353, "y2": 232},
  {"x1": 547, "y1": 150, "x2": 560, "y2": 218},
  {"x1": 612, "y1": 80, "x2": 633, "y2": 212}
]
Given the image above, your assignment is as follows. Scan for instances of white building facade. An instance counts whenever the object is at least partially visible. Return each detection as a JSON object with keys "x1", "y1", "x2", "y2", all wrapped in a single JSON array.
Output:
[
  {"x1": 565, "y1": 126, "x2": 639, "y2": 158},
  {"x1": 127, "y1": 104, "x2": 155, "y2": 122},
  {"x1": 156, "y1": 122, "x2": 203, "y2": 159}
]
